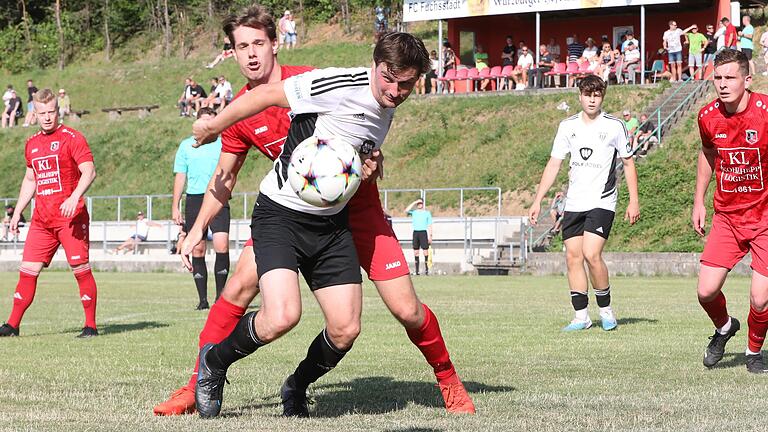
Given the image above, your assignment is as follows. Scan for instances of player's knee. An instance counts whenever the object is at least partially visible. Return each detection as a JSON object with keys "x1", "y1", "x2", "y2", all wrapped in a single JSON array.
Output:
[
  {"x1": 751, "y1": 296, "x2": 768, "y2": 312},
  {"x1": 389, "y1": 302, "x2": 422, "y2": 328},
  {"x1": 326, "y1": 321, "x2": 360, "y2": 349},
  {"x1": 583, "y1": 250, "x2": 603, "y2": 267},
  {"x1": 565, "y1": 249, "x2": 584, "y2": 266},
  {"x1": 220, "y1": 275, "x2": 259, "y2": 306},
  {"x1": 262, "y1": 308, "x2": 301, "y2": 339}
]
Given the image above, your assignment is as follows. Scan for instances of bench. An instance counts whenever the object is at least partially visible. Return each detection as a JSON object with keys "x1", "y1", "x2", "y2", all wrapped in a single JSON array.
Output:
[
  {"x1": 101, "y1": 105, "x2": 160, "y2": 120},
  {"x1": 67, "y1": 110, "x2": 90, "y2": 122}
]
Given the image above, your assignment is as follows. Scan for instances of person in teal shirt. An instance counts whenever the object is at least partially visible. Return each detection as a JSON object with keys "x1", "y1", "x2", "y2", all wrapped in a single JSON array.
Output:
[
  {"x1": 406, "y1": 199, "x2": 433, "y2": 275},
  {"x1": 172, "y1": 107, "x2": 230, "y2": 310},
  {"x1": 739, "y1": 15, "x2": 755, "y2": 75}
]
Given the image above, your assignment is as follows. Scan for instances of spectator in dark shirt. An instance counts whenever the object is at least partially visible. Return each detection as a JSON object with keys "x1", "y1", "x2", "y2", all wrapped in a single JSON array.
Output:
[
  {"x1": 703, "y1": 24, "x2": 717, "y2": 65},
  {"x1": 567, "y1": 36, "x2": 585, "y2": 63},
  {"x1": 188, "y1": 79, "x2": 207, "y2": 116},
  {"x1": 636, "y1": 113, "x2": 659, "y2": 156},
  {"x1": 528, "y1": 44, "x2": 554, "y2": 88},
  {"x1": 501, "y1": 35, "x2": 516, "y2": 67},
  {"x1": 23, "y1": 79, "x2": 38, "y2": 127}
]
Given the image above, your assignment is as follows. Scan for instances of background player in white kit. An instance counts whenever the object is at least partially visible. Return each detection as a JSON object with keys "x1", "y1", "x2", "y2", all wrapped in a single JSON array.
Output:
[{"x1": 528, "y1": 75, "x2": 640, "y2": 331}]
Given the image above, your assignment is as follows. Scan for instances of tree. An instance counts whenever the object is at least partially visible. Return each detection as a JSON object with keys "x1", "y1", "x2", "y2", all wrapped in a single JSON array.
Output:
[
  {"x1": 104, "y1": 0, "x2": 111, "y2": 61},
  {"x1": 55, "y1": 0, "x2": 65, "y2": 70},
  {"x1": 163, "y1": 0, "x2": 171, "y2": 58}
]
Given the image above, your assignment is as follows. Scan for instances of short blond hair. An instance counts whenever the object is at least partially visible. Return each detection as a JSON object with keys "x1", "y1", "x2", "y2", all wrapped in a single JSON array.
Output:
[{"x1": 33, "y1": 88, "x2": 57, "y2": 105}]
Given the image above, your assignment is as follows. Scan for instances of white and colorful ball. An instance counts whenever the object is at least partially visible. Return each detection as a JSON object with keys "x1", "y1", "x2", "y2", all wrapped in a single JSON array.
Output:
[{"x1": 287, "y1": 136, "x2": 362, "y2": 207}]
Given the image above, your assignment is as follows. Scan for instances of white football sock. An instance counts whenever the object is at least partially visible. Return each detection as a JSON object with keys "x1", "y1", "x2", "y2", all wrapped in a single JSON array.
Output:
[
  {"x1": 746, "y1": 348, "x2": 761, "y2": 356},
  {"x1": 716, "y1": 317, "x2": 732, "y2": 335},
  {"x1": 574, "y1": 308, "x2": 589, "y2": 322}
]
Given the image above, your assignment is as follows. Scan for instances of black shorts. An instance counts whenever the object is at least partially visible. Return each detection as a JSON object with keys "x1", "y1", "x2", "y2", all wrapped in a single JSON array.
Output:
[
  {"x1": 251, "y1": 194, "x2": 361, "y2": 290},
  {"x1": 185, "y1": 193, "x2": 230, "y2": 234},
  {"x1": 413, "y1": 230, "x2": 429, "y2": 250},
  {"x1": 561, "y1": 208, "x2": 615, "y2": 241},
  {"x1": 743, "y1": 48, "x2": 753, "y2": 60}
]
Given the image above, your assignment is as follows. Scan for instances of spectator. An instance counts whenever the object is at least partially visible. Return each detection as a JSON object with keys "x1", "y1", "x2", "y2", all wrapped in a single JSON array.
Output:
[
  {"x1": 442, "y1": 41, "x2": 457, "y2": 93},
  {"x1": 663, "y1": 21, "x2": 695, "y2": 82},
  {"x1": 418, "y1": 50, "x2": 439, "y2": 94},
  {"x1": 207, "y1": 76, "x2": 218, "y2": 96},
  {"x1": 282, "y1": 10, "x2": 297, "y2": 50},
  {"x1": 510, "y1": 45, "x2": 534, "y2": 90},
  {"x1": 373, "y1": 6, "x2": 388, "y2": 43},
  {"x1": 621, "y1": 32, "x2": 639, "y2": 53},
  {"x1": 113, "y1": 211, "x2": 161, "y2": 254},
  {"x1": 703, "y1": 24, "x2": 718, "y2": 65},
  {"x1": 213, "y1": 75, "x2": 232, "y2": 109},
  {"x1": 636, "y1": 114, "x2": 659, "y2": 156},
  {"x1": 549, "y1": 192, "x2": 565, "y2": 233},
  {"x1": 474, "y1": 44, "x2": 490, "y2": 90},
  {"x1": 714, "y1": 21, "x2": 727, "y2": 51},
  {"x1": 516, "y1": 40, "x2": 527, "y2": 61},
  {"x1": 177, "y1": 78, "x2": 193, "y2": 117},
  {"x1": 501, "y1": 35, "x2": 516, "y2": 67},
  {"x1": 597, "y1": 42, "x2": 616, "y2": 82},
  {"x1": 405, "y1": 199, "x2": 433, "y2": 276},
  {"x1": 622, "y1": 42, "x2": 641, "y2": 83},
  {"x1": 581, "y1": 38, "x2": 599, "y2": 63},
  {"x1": 738, "y1": 16, "x2": 755, "y2": 75},
  {"x1": 22, "y1": 80, "x2": 37, "y2": 127},
  {"x1": 686, "y1": 24, "x2": 708, "y2": 79},
  {"x1": 567, "y1": 36, "x2": 585, "y2": 63},
  {"x1": 761, "y1": 30, "x2": 768, "y2": 76},
  {"x1": 722, "y1": 17, "x2": 737, "y2": 49},
  {"x1": 528, "y1": 44, "x2": 554, "y2": 89},
  {"x1": 187, "y1": 79, "x2": 207, "y2": 116},
  {"x1": 2, "y1": 205, "x2": 25, "y2": 242},
  {"x1": 547, "y1": 37, "x2": 561, "y2": 62},
  {"x1": 205, "y1": 36, "x2": 234, "y2": 69},
  {"x1": 623, "y1": 109, "x2": 639, "y2": 148},
  {"x1": 57, "y1": 88, "x2": 71, "y2": 119},
  {"x1": 2, "y1": 90, "x2": 22, "y2": 128},
  {"x1": 2, "y1": 85, "x2": 12, "y2": 110}
]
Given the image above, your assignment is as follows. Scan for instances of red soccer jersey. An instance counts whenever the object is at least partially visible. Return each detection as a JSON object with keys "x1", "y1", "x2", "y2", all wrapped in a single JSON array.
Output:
[
  {"x1": 698, "y1": 92, "x2": 768, "y2": 228},
  {"x1": 25, "y1": 124, "x2": 94, "y2": 226},
  {"x1": 725, "y1": 24, "x2": 738, "y2": 48},
  {"x1": 221, "y1": 64, "x2": 314, "y2": 159}
]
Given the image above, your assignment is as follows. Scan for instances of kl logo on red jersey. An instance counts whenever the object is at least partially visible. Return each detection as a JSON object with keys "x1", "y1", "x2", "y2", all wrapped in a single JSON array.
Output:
[
  {"x1": 32, "y1": 155, "x2": 62, "y2": 196},
  {"x1": 719, "y1": 147, "x2": 764, "y2": 193}
]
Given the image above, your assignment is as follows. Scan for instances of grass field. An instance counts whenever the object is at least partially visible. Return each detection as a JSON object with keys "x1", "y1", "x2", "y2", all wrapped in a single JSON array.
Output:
[{"x1": 2, "y1": 272, "x2": 768, "y2": 431}]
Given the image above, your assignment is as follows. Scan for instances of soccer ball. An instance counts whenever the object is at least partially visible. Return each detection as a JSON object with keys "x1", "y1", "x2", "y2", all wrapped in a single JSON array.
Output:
[{"x1": 287, "y1": 136, "x2": 362, "y2": 207}]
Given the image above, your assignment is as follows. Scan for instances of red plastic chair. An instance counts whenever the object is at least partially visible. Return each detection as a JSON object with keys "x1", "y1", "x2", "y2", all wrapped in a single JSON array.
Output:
[
  {"x1": 545, "y1": 62, "x2": 567, "y2": 87},
  {"x1": 499, "y1": 65, "x2": 515, "y2": 90},
  {"x1": 488, "y1": 66, "x2": 502, "y2": 90},
  {"x1": 438, "y1": 68, "x2": 456, "y2": 82}
]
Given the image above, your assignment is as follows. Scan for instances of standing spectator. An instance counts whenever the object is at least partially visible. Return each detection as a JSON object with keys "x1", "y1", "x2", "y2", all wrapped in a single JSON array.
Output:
[
  {"x1": 738, "y1": 15, "x2": 755, "y2": 75},
  {"x1": 686, "y1": 25, "x2": 709, "y2": 79},
  {"x1": 22, "y1": 80, "x2": 37, "y2": 127},
  {"x1": 278, "y1": 10, "x2": 289, "y2": 48},
  {"x1": 57, "y1": 89, "x2": 71, "y2": 119},
  {"x1": 761, "y1": 30, "x2": 768, "y2": 76},
  {"x1": 549, "y1": 192, "x2": 565, "y2": 233},
  {"x1": 547, "y1": 37, "x2": 561, "y2": 62},
  {"x1": 501, "y1": 36, "x2": 516, "y2": 67},
  {"x1": 206, "y1": 36, "x2": 234, "y2": 69},
  {"x1": 373, "y1": 6, "x2": 388, "y2": 43},
  {"x1": 567, "y1": 36, "x2": 585, "y2": 63},
  {"x1": 418, "y1": 50, "x2": 439, "y2": 94},
  {"x1": 714, "y1": 21, "x2": 727, "y2": 51},
  {"x1": 704, "y1": 24, "x2": 718, "y2": 65},
  {"x1": 722, "y1": 17, "x2": 737, "y2": 49},
  {"x1": 597, "y1": 42, "x2": 616, "y2": 82},
  {"x1": 622, "y1": 42, "x2": 641, "y2": 83},
  {"x1": 621, "y1": 32, "x2": 639, "y2": 53},
  {"x1": 528, "y1": 44, "x2": 554, "y2": 89},
  {"x1": 510, "y1": 45, "x2": 534, "y2": 90},
  {"x1": 663, "y1": 21, "x2": 695, "y2": 82},
  {"x1": 282, "y1": 11, "x2": 297, "y2": 50},
  {"x1": 636, "y1": 113, "x2": 659, "y2": 156},
  {"x1": 113, "y1": 211, "x2": 161, "y2": 254},
  {"x1": 2, "y1": 90, "x2": 21, "y2": 128},
  {"x1": 405, "y1": 199, "x2": 433, "y2": 276},
  {"x1": 442, "y1": 41, "x2": 457, "y2": 93}
]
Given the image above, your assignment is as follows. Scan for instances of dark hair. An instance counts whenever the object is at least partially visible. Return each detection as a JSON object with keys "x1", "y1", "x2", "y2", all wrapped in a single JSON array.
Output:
[
  {"x1": 578, "y1": 75, "x2": 607, "y2": 96},
  {"x1": 197, "y1": 107, "x2": 217, "y2": 119},
  {"x1": 714, "y1": 48, "x2": 750, "y2": 76},
  {"x1": 373, "y1": 32, "x2": 431, "y2": 76},
  {"x1": 720, "y1": 17, "x2": 729, "y2": 23},
  {"x1": 223, "y1": 4, "x2": 277, "y2": 45}
]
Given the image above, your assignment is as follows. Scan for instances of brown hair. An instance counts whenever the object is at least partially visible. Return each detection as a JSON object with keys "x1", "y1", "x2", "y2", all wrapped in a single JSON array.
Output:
[
  {"x1": 223, "y1": 4, "x2": 277, "y2": 45},
  {"x1": 578, "y1": 75, "x2": 607, "y2": 96},
  {"x1": 196, "y1": 107, "x2": 216, "y2": 119},
  {"x1": 373, "y1": 32, "x2": 431, "y2": 76},
  {"x1": 714, "y1": 48, "x2": 749, "y2": 77},
  {"x1": 33, "y1": 88, "x2": 57, "y2": 105}
]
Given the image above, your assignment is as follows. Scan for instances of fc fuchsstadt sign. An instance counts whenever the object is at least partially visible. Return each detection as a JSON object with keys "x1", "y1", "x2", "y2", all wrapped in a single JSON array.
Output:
[{"x1": 403, "y1": 0, "x2": 679, "y2": 22}]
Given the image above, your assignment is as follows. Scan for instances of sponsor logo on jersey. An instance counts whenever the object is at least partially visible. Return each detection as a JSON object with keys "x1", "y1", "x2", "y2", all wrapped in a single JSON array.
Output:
[
  {"x1": 353, "y1": 113, "x2": 366, "y2": 120},
  {"x1": 50, "y1": 141, "x2": 60, "y2": 151},
  {"x1": 746, "y1": 129, "x2": 759, "y2": 145},
  {"x1": 579, "y1": 147, "x2": 593, "y2": 160},
  {"x1": 32, "y1": 154, "x2": 63, "y2": 196},
  {"x1": 626, "y1": 142, "x2": 632, "y2": 153},
  {"x1": 599, "y1": 132, "x2": 607, "y2": 142},
  {"x1": 31, "y1": 148, "x2": 39, "y2": 154},
  {"x1": 715, "y1": 133, "x2": 728, "y2": 139},
  {"x1": 253, "y1": 126, "x2": 268, "y2": 135},
  {"x1": 360, "y1": 140, "x2": 376, "y2": 155},
  {"x1": 385, "y1": 261, "x2": 402, "y2": 270}
]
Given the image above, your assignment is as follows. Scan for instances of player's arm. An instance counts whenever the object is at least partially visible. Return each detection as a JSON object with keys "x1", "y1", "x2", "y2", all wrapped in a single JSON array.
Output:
[
  {"x1": 622, "y1": 157, "x2": 640, "y2": 224},
  {"x1": 11, "y1": 168, "x2": 36, "y2": 231},
  {"x1": 692, "y1": 145, "x2": 716, "y2": 236},
  {"x1": 172, "y1": 173, "x2": 186, "y2": 225},
  {"x1": 181, "y1": 151, "x2": 246, "y2": 271},
  {"x1": 193, "y1": 81, "x2": 289, "y2": 146},
  {"x1": 60, "y1": 161, "x2": 96, "y2": 218},
  {"x1": 528, "y1": 157, "x2": 563, "y2": 226}
]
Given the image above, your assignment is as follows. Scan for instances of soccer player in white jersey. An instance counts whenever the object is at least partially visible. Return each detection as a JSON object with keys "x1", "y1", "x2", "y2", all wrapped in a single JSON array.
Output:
[
  {"x1": 528, "y1": 75, "x2": 640, "y2": 332},
  {"x1": 188, "y1": 32, "x2": 435, "y2": 418}
]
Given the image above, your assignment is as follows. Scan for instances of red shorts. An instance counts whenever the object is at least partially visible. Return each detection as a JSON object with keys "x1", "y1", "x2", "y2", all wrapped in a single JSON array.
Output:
[
  {"x1": 348, "y1": 181, "x2": 409, "y2": 281},
  {"x1": 701, "y1": 212, "x2": 768, "y2": 276},
  {"x1": 23, "y1": 213, "x2": 90, "y2": 266}
]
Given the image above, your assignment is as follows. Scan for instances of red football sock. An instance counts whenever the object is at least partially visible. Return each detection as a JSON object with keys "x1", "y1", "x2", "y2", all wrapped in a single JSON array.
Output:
[
  {"x1": 699, "y1": 291, "x2": 730, "y2": 329},
  {"x1": 186, "y1": 297, "x2": 246, "y2": 389},
  {"x1": 7, "y1": 268, "x2": 40, "y2": 328},
  {"x1": 406, "y1": 303, "x2": 456, "y2": 382},
  {"x1": 74, "y1": 265, "x2": 98, "y2": 329},
  {"x1": 748, "y1": 305, "x2": 768, "y2": 353}
]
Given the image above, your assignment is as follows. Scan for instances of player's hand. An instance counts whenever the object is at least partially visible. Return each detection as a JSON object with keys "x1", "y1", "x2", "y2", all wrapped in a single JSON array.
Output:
[
  {"x1": 528, "y1": 202, "x2": 541, "y2": 226},
  {"x1": 624, "y1": 201, "x2": 640, "y2": 225},
  {"x1": 10, "y1": 214, "x2": 20, "y2": 232},
  {"x1": 692, "y1": 203, "x2": 707, "y2": 236},
  {"x1": 192, "y1": 118, "x2": 218, "y2": 148},
  {"x1": 361, "y1": 150, "x2": 384, "y2": 181},
  {"x1": 172, "y1": 207, "x2": 184, "y2": 226},
  {"x1": 60, "y1": 196, "x2": 79, "y2": 218},
  {"x1": 180, "y1": 227, "x2": 204, "y2": 271}
]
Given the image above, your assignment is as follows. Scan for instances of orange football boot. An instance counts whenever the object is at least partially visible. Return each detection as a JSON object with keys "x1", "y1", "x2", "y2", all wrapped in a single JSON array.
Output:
[{"x1": 153, "y1": 385, "x2": 196, "y2": 416}]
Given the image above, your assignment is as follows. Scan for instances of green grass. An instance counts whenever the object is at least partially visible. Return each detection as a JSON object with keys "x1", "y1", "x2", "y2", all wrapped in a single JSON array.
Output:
[{"x1": 2, "y1": 272, "x2": 768, "y2": 431}]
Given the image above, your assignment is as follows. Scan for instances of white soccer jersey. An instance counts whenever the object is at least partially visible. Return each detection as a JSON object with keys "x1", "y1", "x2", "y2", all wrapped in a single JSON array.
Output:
[
  {"x1": 259, "y1": 67, "x2": 395, "y2": 215},
  {"x1": 551, "y1": 112, "x2": 632, "y2": 212}
]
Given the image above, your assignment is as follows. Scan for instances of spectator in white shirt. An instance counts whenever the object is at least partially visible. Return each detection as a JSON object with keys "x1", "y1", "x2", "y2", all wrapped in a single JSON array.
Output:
[
  {"x1": 510, "y1": 45, "x2": 534, "y2": 90},
  {"x1": 622, "y1": 42, "x2": 641, "y2": 84}
]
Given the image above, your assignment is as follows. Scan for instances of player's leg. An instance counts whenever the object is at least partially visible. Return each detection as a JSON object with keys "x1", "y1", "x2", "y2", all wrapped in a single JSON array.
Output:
[
  {"x1": 582, "y1": 209, "x2": 616, "y2": 331},
  {"x1": 186, "y1": 194, "x2": 210, "y2": 309},
  {"x1": 210, "y1": 203, "x2": 231, "y2": 300},
  {"x1": 422, "y1": 242, "x2": 430, "y2": 275},
  {"x1": 59, "y1": 215, "x2": 98, "y2": 337},
  {"x1": 412, "y1": 229, "x2": 421, "y2": 275},
  {"x1": 561, "y1": 211, "x2": 591, "y2": 330},
  {"x1": 744, "y1": 232, "x2": 768, "y2": 373}
]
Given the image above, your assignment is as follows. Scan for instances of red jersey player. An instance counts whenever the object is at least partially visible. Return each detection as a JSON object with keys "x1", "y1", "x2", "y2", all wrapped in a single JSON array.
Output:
[
  {"x1": 153, "y1": 5, "x2": 474, "y2": 416},
  {"x1": 694, "y1": 49, "x2": 768, "y2": 374},
  {"x1": 0, "y1": 88, "x2": 98, "y2": 338}
]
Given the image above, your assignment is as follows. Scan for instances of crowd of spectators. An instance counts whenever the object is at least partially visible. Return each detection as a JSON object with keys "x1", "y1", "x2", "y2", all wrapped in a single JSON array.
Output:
[
  {"x1": 1, "y1": 80, "x2": 58, "y2": 129},
  {"x1": 177, "y1": 75, "x2": 232, "y2": 117}
]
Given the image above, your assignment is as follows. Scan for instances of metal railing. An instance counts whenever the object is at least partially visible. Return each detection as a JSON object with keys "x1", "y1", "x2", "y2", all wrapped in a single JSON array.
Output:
[{"x1": 381, "y1": 187, "x2": 502, "y2": 217}]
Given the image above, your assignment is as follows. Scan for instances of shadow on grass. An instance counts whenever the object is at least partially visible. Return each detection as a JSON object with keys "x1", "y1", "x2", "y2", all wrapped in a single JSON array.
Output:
[
  {"x1": 61, "y1": 321, "x2": 169, "y2": 336},
  {"x1": 709, "y1": 352, "x2": 745, "y2": 370},
  {"x1": 616, "y1": 317, "x2": 658, "y2": 326}
]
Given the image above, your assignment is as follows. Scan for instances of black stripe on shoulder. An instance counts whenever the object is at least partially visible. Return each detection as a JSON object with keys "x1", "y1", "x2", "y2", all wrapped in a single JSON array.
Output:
[
  {"x1": 602, "y1": 114, "x2": 629, "y2": 138},
  {"x1": 312, "y1": 75, "x2": 369, "y2": 94},
  {"x1": 311, "y1": 81, "x2": 369, "y2": 97},
  {"x1": 312, "y1": 71, "x2": 368, "y2": 86},
  {"x1": 562, "y1": 114, "x2": 580, "y2": 123}
]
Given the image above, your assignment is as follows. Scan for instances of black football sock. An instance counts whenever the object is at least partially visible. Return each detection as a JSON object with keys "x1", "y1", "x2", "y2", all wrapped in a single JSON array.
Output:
[
  {"x1": 192, "y1": 257, "x2": 208, "y2": 303},
  {"x1": 214, "y1": 252, "x2": 230, "y2": 300},
  {"x1": 595, "y1": 286, "x2": 611, "y2": 308},
  {"x1": 293, "y1": 329, "x2": 350, "y2": 391},
  {"x1": 424, "y1": 255, "x2": 430, "y2": 273},
  {"x1": 206, "y1": 311, "x2": 266, "y2": 371},
  {"x1": 415, "y1": 256, "x2": 420, "y2": 274}
]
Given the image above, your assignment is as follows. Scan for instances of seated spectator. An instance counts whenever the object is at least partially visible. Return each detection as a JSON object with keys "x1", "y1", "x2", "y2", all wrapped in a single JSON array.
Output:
[
  {"x1": 580, "y1": 38, "x2": 599, "y2": 64},
  {"x1": 636, "y1": 113, "x2": 659, "y2": 156},
  {"x1": 2, "y1": 90, "x2": 22, "y2": 128},
  {"x1": 2, "y1": 85, "x2": 13, "y2": 113},
  {"x1": 418, "y1": 50, "x2": 439, "y2": 95},
  {"x1": 206, "y1": 36, "x2": 234, "y2": 69},
  {"x1": 622, "y1": 109, "x2": 639, "y2": 148},
  {"x1": 442, "y1": 41, "x2": 457, "y2": 93},
  {"x1": 566, "y1": 36, "x2": 585, "y2": 63},
  {"x1": 187, "y1": 79, "x2": 207, "y2": 116},
  {"x1": 204, "y1": 76, "x2": 232, "y2": 111},
  {"x1": 621, "y1": 42, "x2": 640, "y2": 83},
  {"x1": 547, "y1": 37, "x2": 561, "y2": 62},
  {"x1": 510, "y1": 46, "x2": 534, "y2": 90},
  {"x1": 177, "y1": 78, "x2": 193, "y2": 117},
  {"x1": 596, "y1": 42, "x2": 616, "y2": 82},
  {"x1": 113, "y1": 211, "x2": 162, "y2": 254},
  {"x1": 501, "y1": 35, "x2": 516, "y2": 67},
  {"x1": 474, "y1": 44, "x2": 490, "y2": 90},
  {"x1": 621, "y1": 32, "x2": 639, "y2": 53},
  {"x1": 22, "y1": 79, "x2": 37, "y2": 127},
  {"x1": 57, "y1": 89, "x2": 71, "y2": 119},
  {"x1": 2, "y1": 205, "x2": 25, "y2": 242},
  {"x1": 528, "y1": 44, "x2": 554, "y2": 89}
]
